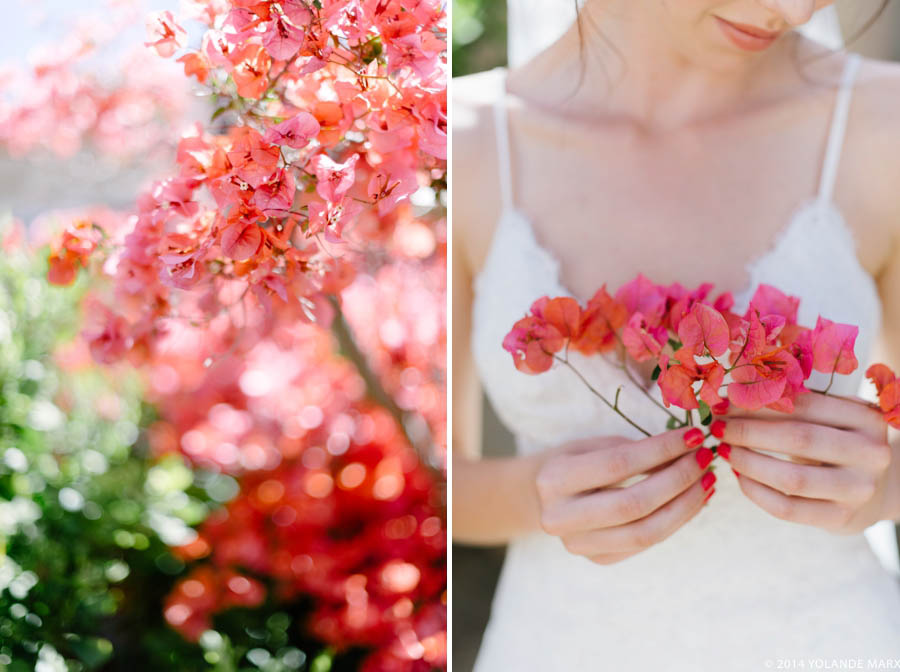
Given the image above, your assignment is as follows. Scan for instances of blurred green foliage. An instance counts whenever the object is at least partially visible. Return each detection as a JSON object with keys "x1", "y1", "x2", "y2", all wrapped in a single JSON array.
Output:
[{"x1": 452, "y1": 0, "x2": 507, "y2": 76}]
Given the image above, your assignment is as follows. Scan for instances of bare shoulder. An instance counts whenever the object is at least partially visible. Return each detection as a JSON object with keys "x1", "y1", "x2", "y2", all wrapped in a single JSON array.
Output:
[{"x1": 452, "y1": 70, "x2": 506, "y2": 274}]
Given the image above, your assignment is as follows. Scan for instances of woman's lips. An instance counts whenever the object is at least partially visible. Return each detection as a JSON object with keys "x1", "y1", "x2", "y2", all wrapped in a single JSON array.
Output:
[{"x1": 714, "y1": 16, "x2": 782, "y2": 52}]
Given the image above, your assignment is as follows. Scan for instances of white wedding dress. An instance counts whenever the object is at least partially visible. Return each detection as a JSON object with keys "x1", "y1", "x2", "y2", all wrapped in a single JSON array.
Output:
[{"x1": 469, "y1": 53, "x2": 900, "y2": 670}]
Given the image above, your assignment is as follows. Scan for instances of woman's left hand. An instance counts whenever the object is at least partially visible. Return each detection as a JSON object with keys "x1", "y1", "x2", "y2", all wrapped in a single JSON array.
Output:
[{"x1": 718, "y1": 392, "x2": 895, "y2": 534}]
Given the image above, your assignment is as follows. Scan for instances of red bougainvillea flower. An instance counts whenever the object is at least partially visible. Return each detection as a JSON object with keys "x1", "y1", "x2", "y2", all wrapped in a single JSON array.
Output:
[
  {"x1": 810, "y1": 316, "x2": 859, "y2": 376},
  {"x1": 570, "y1": 285, "x2": 627, "y2": 355},
  {"x1": 729, "y1": 310, "x2": 807, "y2": 412},
  {"x1": 144, "y1": 10, "x2": 186, "y2": 58},
  {"x1": 658, "y1": 350, "x2": 700, "y2": 410},
  {"x1": 225, "y1": 126, "x2": 280, "y2": 188},
  {"x1": 866, "y1": 364, "x2": 900, "y2": 428},
  {"x1": 622, "y1": 312, "x2": 666, "y2": 362}
]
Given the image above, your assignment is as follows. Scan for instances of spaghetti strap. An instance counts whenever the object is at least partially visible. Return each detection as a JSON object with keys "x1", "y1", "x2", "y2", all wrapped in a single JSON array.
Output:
[
  {"x1": 492, "y1": 68, "x2": 514, "y2": 211},
  {"x1": 817, "y1": 53, "x2": 863, "y2": 205}
]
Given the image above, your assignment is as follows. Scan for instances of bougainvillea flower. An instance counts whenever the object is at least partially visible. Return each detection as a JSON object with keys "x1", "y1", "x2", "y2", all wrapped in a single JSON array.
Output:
[
  {"x1": 262, "y1": 112, "x2": 321, "y2": 149},
  {"x1": 698, "y1": 361, "x2": 727, "y2": 408},
  {"x1": 866, "y1": 364, "x2": 900, "y2": 428},
  {"x1": 226, "y1": 126, "x2": 280, "y2": 188},
  {"x1": 263, "y1": 14, "x2": 305, "y2": 60},
  {"x1": 622, "y1": 312, "x2": 666, "y2": 362},
  {"x1": 746, "y1": 284, "x2": 800, "y2": 325},
  {"x1": 252, "y1": 168, "x2": 296, "y2": 216},
  {"x1": 502, "y1": 316, "x2": 564, "y2": 375},
  {"x1": 570, "y1": 285, "x2": 627, "y2": 355},
  {"x1": 177, "y1": 51, "x2": 211, "y2": 83},
  {"x1": 677, "y1": 303, "x2": 730, "y2": 358},
  {"x1": 313, "y1": 153, "x2": 360, "y2": 203},
  {"x1": 47, "y1": 251, "x2": 80, "y2": 286},
  {"x1": 530, "y1": 296, "x2": 581, "y2": 340},
  {"x1": 810, "y1": 316, "x2": 859, "y2": 376},
  {"x1": 729, "y1": 311, "x2": 806, "y2": 411},
  {"x1": 221, "y1": 222, "x2": 263, "y2": 261},
  {"x1": 615, "y1": 273, "x2": 666, "y2": 325},
  {"x1": 230, "y1": 43, "x2": 272, "y2": 99},
  {"x1": 663, "y1": 281, "x2": 713, "y2": 331},
  {"x1": 657, "y1": 353, "x2": 700, "y2": 410},
  {"x1": 144, "y1": 11, "x2": 187, "y2": 58}
]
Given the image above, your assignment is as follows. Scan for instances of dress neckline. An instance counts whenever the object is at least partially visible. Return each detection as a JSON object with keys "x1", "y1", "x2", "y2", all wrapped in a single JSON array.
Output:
[{"x1": 480, "y1": 54, "x2": 866, "y2": 310}]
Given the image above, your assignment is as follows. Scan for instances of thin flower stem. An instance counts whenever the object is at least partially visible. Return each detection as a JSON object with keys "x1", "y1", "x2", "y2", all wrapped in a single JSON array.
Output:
[
  {"x1": 618, "y1": 361, "x2": 684, "y2": 425},
  {"x1": 555, "y1": 356, "x2": 651, "y2": 437}
]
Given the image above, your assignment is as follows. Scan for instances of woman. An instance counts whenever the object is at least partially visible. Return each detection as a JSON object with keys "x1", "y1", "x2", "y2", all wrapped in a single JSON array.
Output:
[{"x1": 452, "y1": 1, "x2": 900, "y2": 669}]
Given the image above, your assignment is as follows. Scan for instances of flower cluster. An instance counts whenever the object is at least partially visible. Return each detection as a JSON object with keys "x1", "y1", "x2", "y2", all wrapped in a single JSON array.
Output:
[
  {"x1": 866, "y1": 364, "x2": 900, "y2": 429},
  {"x1": 504, "y1": 275, "x2": 887, "y2": 424}
]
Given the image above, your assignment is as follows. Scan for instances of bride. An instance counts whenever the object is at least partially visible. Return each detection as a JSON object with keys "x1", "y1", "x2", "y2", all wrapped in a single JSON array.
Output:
[{"x1": 452, "y1": 1, "x2": 900, "y2": 669}]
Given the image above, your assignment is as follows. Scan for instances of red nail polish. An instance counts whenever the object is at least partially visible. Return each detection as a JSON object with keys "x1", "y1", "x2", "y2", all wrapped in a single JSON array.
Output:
[
  {"x1": 684, "y1": 428, "x2": 704, "y2": 448},
  {"x1": 712, "y1": 400, "x2": 730, "y2": 415},
  {"x1": 701, "y1": 471, "x2": 716, "y2": 491},
  {"x1": 704, "y1": 487, "x2": 716, "y2": 503},
  {"x1": 695, "y1": 446, "x2": 714, "y2": 470},
  {"x1": 710, "y1": 420, "x2": 726, "y2": 439},
  {"x1": 731, "y1": 467, "x2": 740, "y2": 477},
  {"x1": 717, "y1": 442, "x2": 731, "y2": 460}
]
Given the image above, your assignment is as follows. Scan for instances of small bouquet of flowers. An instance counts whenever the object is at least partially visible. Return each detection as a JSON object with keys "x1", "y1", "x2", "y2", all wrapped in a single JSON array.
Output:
[{"x1": 503, "y1": 274, "x2": 900, "y2": 437}]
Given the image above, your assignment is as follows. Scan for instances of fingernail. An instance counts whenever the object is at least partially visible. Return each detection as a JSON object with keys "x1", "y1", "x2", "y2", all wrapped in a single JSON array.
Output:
[
  {"x1": 704, "y1": 487, "x2": 716, "y2": 503},
  {"x1": 731, "y1": 467, "x2": 740, "y2": 477},
  {"x1": 701, "y1": 470, "x2": 716, "y2": 491},
  {"x1": 717, "y1": 442, "x2": 731, "y2": 460},
  {"x1": 712, "y1": 400, "x2": 730, "y2": 415},
  {"x1": 683, "y1": 428, "x2": 704, "y2": 448},
  {"x1": 710, "y1": 419, "x2": 726, "y2": 439},
  {"x1": 695, "y1": 446, "x2": 714, "y2": 470}
]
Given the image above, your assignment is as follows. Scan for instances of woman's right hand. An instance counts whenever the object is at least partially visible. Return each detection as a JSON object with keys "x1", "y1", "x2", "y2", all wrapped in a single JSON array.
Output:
[{"x1": 535, "y1": 428, "x2": 717, "y2": 565}]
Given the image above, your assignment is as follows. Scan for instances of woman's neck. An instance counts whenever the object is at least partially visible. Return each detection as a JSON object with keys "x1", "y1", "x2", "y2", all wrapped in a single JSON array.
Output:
[{"x1": 506, "y1": 0, "x2": 828, "y2": 133}]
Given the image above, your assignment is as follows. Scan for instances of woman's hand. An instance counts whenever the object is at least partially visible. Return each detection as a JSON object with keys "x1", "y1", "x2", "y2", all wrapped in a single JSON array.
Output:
[
  {"x1": 718, "y1": 392, "x2": 895, "y2": 534},
  {"x1": 535, "y1": 428, "x2": 717, "y2": 565}
]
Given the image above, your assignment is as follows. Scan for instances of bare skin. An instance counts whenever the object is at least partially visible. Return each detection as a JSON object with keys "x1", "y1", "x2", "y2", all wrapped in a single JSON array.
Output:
[{"x1": 453, "y1": 0, "x2": 900, "y2": 562}]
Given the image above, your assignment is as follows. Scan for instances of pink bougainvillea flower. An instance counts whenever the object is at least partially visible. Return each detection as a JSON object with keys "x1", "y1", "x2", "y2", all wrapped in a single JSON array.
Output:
[
  {"x1": 145, "y1": 10, "x2": 187, "y2": 58},
  {"x1": 226, "y1": 127, "x2": 280, "y2": 188},
  {"x1": 262, "y1": 13, "x2": 304, "y2": 60},
  {"x1": 306, "y1": 198, "x2": 362, "y2": 242},
  {"x1": 262, "y1": 112, "x2": 321, "y2": 149},
  {"x1": 367, "y1": 163, "x2": 419, "y2": 216},
  {"x1": 313, "y1": 153, "x2": 359, "y2": 203},
  {"x1": 810, "y1": 316, "x2": 859, "y2": 376},
  {"x1": 677, "y1": 303, "x2": 730, "y2": 358},
  {"x1": 657, "y1": 352, "x2": 700, "y2": 410},
  {"x1": 729, "y1": 311, "x2": 806, "y2": 411},
  {"x1": 622, "y1": 312, "x2": 666, "y2": 362},
  {"x1": 698, "y1": 361, "x2": 727, "y2": 409},
  {"x1": 177, "y1": 51, "x2": 211, "y2": 83},
  {"x1": 221, "y1": 222, "x2": 263, "y2": 261},
  {"x1": 662, "y1": 281, "x2": 713, "y2": 332},
  {"x1": 531, "y1": 297, "x2": 582, "y2": 340},
  {"x1": 252, "y1": 168, "x2": 296, "y2": 216},
  {"x1": 866, "y1": 364, "x2": 900, "y2": 428},
  {"x1": 230, "y1": 43, "x2": 272, "y2": 99},
  {"x1": 570, "y1": 285, "x2": 627, "y2": 355},
  {"x1": 615, "y1": 273, "x2": 666, "y2": 325},
  {"x1": 48, "y1": 252, "x2": 80, "y2": 286},
  {"x1": 503, "y1": 316, "x2": 564, "y2": 375},
  {"x1": 746, "y1": 284, "x2": 800, "y2": 325}
]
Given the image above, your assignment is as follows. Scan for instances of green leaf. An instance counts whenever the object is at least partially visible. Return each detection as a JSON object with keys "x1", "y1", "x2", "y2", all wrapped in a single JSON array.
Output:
[
  {"x1": 668, "y1": 338, "x2": 683, "y2": 351},
  {"x1": 666, "y1": 416, "x2": 680, "y2": 430},
  {"x1": 698, "y1": 401, "x2": 711, "y2": 424},
  {"x1": 651, "y1": 364, "x2": 661, "y2": 381}
]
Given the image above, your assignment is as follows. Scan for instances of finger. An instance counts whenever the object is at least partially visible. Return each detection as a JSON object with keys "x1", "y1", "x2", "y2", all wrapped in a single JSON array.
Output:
[
  {"x1": 563, "y1": 477, "x2": 710, "y2": 555},
  {"x1": 550, "y1": 451, "x2": 712, "y2": 532},
  {"x1": 734, "y1": 472, "x2": 850, "y2": 531},
  {"x1": 726, "y1": 444, "x2": 875, "y2": 504},
  {"x1": 720, "y1": 418, "x2": 890, "y2": 469},
  {"x1": 586, "y1": 550, "x2": 640, "y2": 565},
  {"x1": 549, "y1": 428, "x2": 706, "y2": 496},
  {"x1": 721, "y1": 393, "x2": 885, "y2": 442}
]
